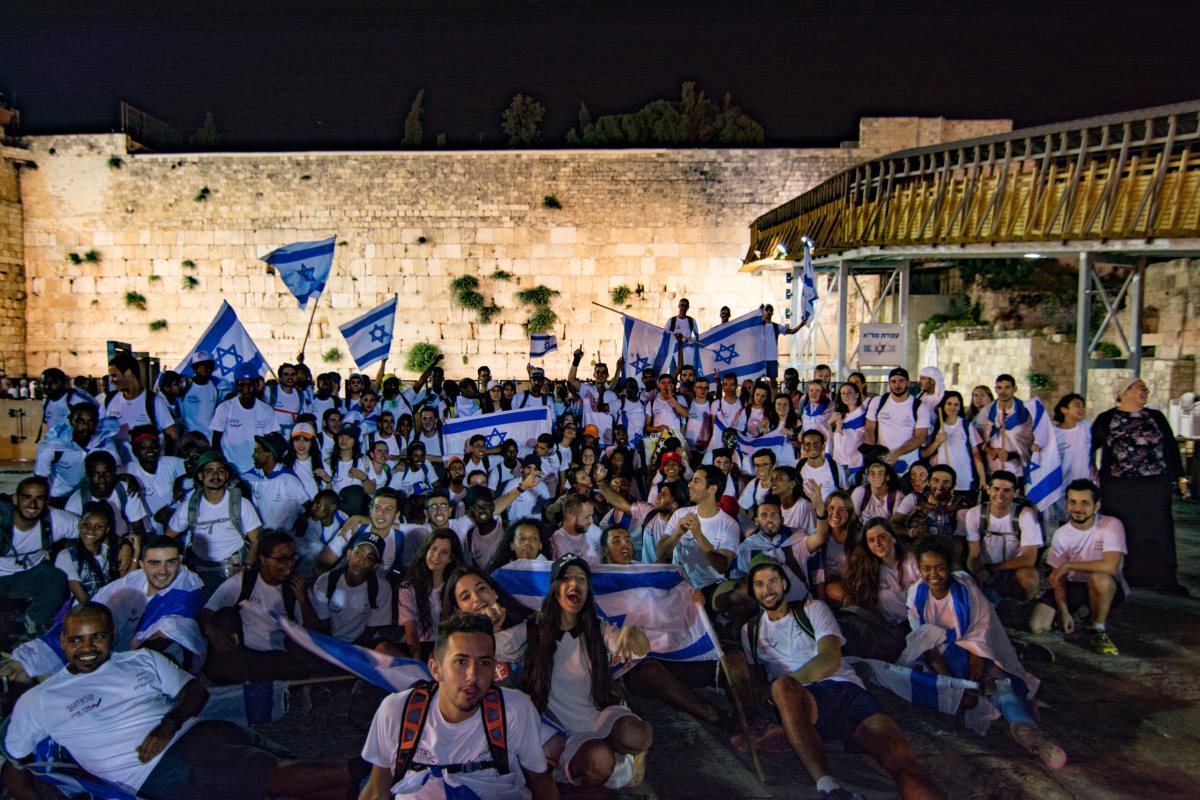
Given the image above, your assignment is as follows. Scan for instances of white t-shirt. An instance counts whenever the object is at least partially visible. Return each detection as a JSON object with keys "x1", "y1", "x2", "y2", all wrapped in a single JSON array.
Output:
[
  {"x1": 799, "y1": 459, "x2": 838, "y2": 501},
  {"x1": 739, "y1": 599, "x2": 863, "y2": 686},
  {"x1": 180, "y1": 379, "x2": 221, "y2": 437},
  {"x1": 929, "y1": 418, "x2": 982, "y2": 491},
  {"x1": 362, "y1": 686, "x2": 547, "y2": 800},
  {"x1": 546, "y1": 624, "x2": 624, "y2": 734},
  {"x1": 964, "y1": 504, "x2": 1044, "y2": 566},
  {"x1": 210, "y1": 398, "x2": 280, "y2": 474},
  {"x1": 449, "y1": 516, "x2": 505, "y2": 569},
  {"x1": 849, "y1": 487, "x2": 918, "y2": 521},
  {"x1": 831, "y1": 407, "x2": 866, "y2": 470},
  {"x1": 65, "y1": 486, "x2": 149, "y2": 538},
  {"x1": 614, "y1": 396, "x2": 647, "y2": 443},
  {"x1": 205, "y1": 571, "x2": 296, "y2": 651},
  {"x1": 397, "y1": 583, "x2": 443, "y2": 643},
  {"x1": 1055, "y1": 422, "x2": 1092, "y2": 485},
  {"x1": 167, "y1": 491, "x2": 262, "y2": 561},
  {"x1": 663, "y1": 507, "x2": 739, "y2": 589},
  {"x1": 4, "y1": 650, "x2": 197, "y2": 794},
  {"x1": 0, "y1": 508, "x2": 79, "y2": 576},
  {"x1": 550, "y1": 525, "x2": 602, "y2": 566},
  {"x1": 738, "y1": 476, "x2": 772, "y2": 513},
  {"x1": 103, "y1": 390, "x2": 176, "y2": 435},
  {"x1": 246, "y1": 468, "x2": 310, "y2": 532},
  {"x1": 579, "y1": 384, "x2": 618, "y2": 445},
  {"x1": 867, "y1": 393, "x2": 931, "y2": 459},
  {"x1": 123, "y1": 456, "x2": 187, "y2": 525},
  {"x1": 1047, "y1": 515, "x2": 1129, "y2": 593},
  {"x1": 269, "y1": 385, "x2": 305, "y2": 434},
  {"x1": 878, "y1": 555, "x2": 921, "y2": 624},
  {"x1": 312, "y1": 570, "x2": 393, "y2": 642},
  {"x1": 781, "y1": 497, "x2": 818, "y2": 536},
  {"x1": 646, "y1": 396, "x2": 681, "y2": 431}
]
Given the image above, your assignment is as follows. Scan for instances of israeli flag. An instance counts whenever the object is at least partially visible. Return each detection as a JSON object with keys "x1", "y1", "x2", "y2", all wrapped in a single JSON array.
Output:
[
  {"x1": 27, "y1": 740, "x2": 135, "y2": 800},
  {"x1": 850, "y1": 657, "x2": 975, "y2": 715},
  {"x1": 261, "y1": 236, "x2": 336, "y2": 308},
  {"x1": 245, "y1": 603, "x2": 432, "y2": 692},
  {"x1": 530, "y1": 333, "x2": 558, "y2": 358},
  {"x1": 620, "y1": 314, "x2": 672, "y2": 382},
  {"x1": 175, "y1": 301, "x2": 271, "y2": 386},
  {"x1": 733, "y1": 431, "x2": 791, "y2": 465},
  {"x1": 443, "y1": 406, "x2": 552, "y2": 457},
  {"x1": 339, "y1": 295, "x2": 397, "y2": 370},
  {"x1": 697, "y1": 309, "x2": 768, "y2": 381},
  {"x1": 1025, "y1": 396, "x2": 1065, "y2": 512},
  {"x1": 799, "y1": 237, "x2": 818, "y2": 325},
  {"x1": 493, "y1": 561, "x2": 722, "y2": 665}
]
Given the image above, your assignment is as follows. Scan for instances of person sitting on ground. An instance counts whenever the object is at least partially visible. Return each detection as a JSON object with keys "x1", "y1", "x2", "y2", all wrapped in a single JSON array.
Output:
[
  {"x1": 2, "y1": 603, "x2": 353, "y2": 800},
  {"x1": 591, "y1": 462, "x2": 684, "y2": 565},
  {"x1": 726, "y1": 555, "x2": 946, "y2": 800},
  {"x1": 850, "y1": 460, "x2": 916, "y2": 530},
  {"x1": 1028, "y1": 479, "x2": 1129, "y2": 655},
  {"x1": 655, "y1": 466, "x2": 739, "y2": 602},
  {"x1": 770, "y1": 465, "x2": 818, "y2": 535},
  {"x1": 64, "y1": 449, "x2": 151, "y2": 541},
  {"x1": 397, "y1": 529, "x2": 464, "y2": 660},
  {"x1": 964, "y1": 470, "x2": 1043, "y2": 605},
  {"x1": 812, "y1": 489, "x2": 858, "y2": 604},
  {"x1": 550, "y1": 494, "x2": 602, "y2": 565},
  {"x1": 903, "y1": 536, "x2": 1065, "y2": 769},
  {"x1": 55, "y1": 500, "x2": 131, "y2": 603},
  {"x1": 440, "y1": 566, "x2": 535, "y2": 686},
  {"x1": 838, "y1": 517, "x2": 919, "y2": 660},
  {"x1": 199, "y1": 532, "x2": 341, "y2": 684},
  {"x1": 310, "y1": 530, "x2": 403, "y2": 655},
  {"x1": 515, "y1": 555, "x2": 653, "y2": 789},
  {"x1": 123, "y1": 424, "x2": 187, "y2": 536},
  {"x1": 904, "y1": 464, "x2": 972, "y2": 542},
  {"x1": 487, "y1": 519, "x2": 551, "y2": 573},
  {"x1": 316, "y1": 487, "x2": 406, "y2": 576},
  {"x1": 358, "y1": 612, "x2": 558, "y2": 800},
  {"x1": 0, "y1": 476, "x2": 76, "y2": 645}
]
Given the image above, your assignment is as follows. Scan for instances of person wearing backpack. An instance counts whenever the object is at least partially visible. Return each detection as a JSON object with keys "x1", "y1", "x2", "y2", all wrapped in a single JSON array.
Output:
[
  {"x1": 963, "y1": 470, "x2": 1044, "y2": 604},
  {"x1": 359, "y1": 612, "x2": 555, "y2": 800},
  {"x1": 310, "y1": 531, "x2": 400, "y2": 653},
  {"x1": 728, "y1": 554, "x2": 946, "y2": 800},
  {"x1": 103, "y1": 352, "x2": 179, "y2": 457},
  {"x1": 864, "y1": 367, "x2": 931, "y2": 476},
  {"x1": 0, "y1": 477, "x2": 74, "y2": 644},
  {"x1": 166, "y1": 449, "x2": 263, "y2": 597}
]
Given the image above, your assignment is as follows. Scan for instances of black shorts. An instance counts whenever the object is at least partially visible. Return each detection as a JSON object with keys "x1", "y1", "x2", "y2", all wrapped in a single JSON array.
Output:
[
  {"x1": 1037, "y1": 580, "x2": 1126, "y2": 615},
  {"x1": 139, "y1": 720, "x2": 278, "y2": 800},
  {"x1": 808, "y1": 679, "x2": 883, "y2": 750}
]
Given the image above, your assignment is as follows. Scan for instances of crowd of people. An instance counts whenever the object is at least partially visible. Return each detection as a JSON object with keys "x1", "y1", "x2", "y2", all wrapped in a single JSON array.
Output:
[{"x1": 0, "y1": 304, "x2": 1190, "y2": 799}]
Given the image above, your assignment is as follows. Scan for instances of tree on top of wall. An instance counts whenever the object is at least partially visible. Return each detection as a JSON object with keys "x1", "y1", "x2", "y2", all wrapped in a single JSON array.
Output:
[
  {"x1": 502, "y1": 94, "x2": 545, "y2": 147},
  {"x1": 403, "y1": 89, "x2": 425, "y2": 148}
]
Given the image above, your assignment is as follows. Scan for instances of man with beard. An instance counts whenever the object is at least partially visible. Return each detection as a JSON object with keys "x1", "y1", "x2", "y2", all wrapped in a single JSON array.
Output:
[
  {"x1": 904, "y1": 464, "x2": 971, "y2": 541},
  {"x1": 0, "y1": 477, "x2": 75, "y2": 642},
  {"x1": 37, "y1": 368, "x2": 94, "y2": 438},
  {"x1": 655, "y1": 466, "x2": 738, "y2": 599},
  {"x1": 265, "y1": 363, "x2": 308, "y2": 438},
  {"x1": 359, "y1": 612, "x2": 555, "y2": 800},
  {"x1": 503, "y1": 455, "x2": 551, "y2": 523},
  {"x1": 243, "y1": 433, "x2": 309, "y2": 536},
  {"x1": 516, "y1": 365, "x2": 554, "y2": 410},
  {"x1": 2, "y1": 603, "x2": 352, "y2": 800},
  {"x1": 728, "y1": 556, "x2": 946, "y2": 800}
]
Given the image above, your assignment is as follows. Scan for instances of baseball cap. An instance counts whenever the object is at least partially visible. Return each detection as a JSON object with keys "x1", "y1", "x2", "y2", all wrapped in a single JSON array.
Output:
[
  {"x1": 530, "y1": 367, "x2": 545, "y2": 378},
  {"x1": 551, "y1": 553, "x2": 591, "y2": 583},
  {"x1": 347, "y1": 530, "x2": 386, "y2": 559},
  {"x1": 190, "y1": 351, "x2": 215, "y2": 366},
  {"x1": 582, "y1": 424, "x2": 600, "y2": 438},
  {"x1": 291, "y1": 422, "x2": 316, "y2": 439}
]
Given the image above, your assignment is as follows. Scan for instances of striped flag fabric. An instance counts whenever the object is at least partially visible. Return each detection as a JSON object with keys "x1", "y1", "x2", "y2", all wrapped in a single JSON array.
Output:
[
  {"x1": 442, "y1": 405, "x2": 553, "y2": 457},
  {"x1": 260, "y1": 235, "x2": 336, "y2": 308},
  {"x1": 799, "y1": 237, "x2": 818, "y2": 324},
  {"x1": 850, "y1": 657, "x2": 975, "y2": 714},
  {"x1": 339, "y1": 295, "x2": 398, "y2": 370},
  {"x1": 175, "y1": 301, "x2": 272, "y2": 387},
  {"x1": 620, "y1": 314, "x2": 673, "y2": 382},
  {"x1": 245, "y1": 603, "x2": 432, "y2": 692},
  {"x1": 492, "y1": 561, "x2": 722, "y2": 667},
  {"x1": 1024, "y1": 396, "x2": 1065, "y2": 512},
  {"x1": 697, "y1": 309, "x2": 768, "y2": 381},
  {"x1": 530, "y1": 333, "x2": 558, "y2": 358}
]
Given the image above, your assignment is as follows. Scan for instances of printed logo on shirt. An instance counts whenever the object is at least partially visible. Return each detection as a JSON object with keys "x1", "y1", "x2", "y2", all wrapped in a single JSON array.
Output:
[{"x1": 67, "y1": 694, "x2": 101, "y2": 718}]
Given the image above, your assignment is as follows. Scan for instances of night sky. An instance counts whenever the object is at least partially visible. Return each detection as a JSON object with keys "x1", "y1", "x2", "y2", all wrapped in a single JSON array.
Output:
[{"x1": 2, "y1": 0, "x2": 1197, "y2": 150}]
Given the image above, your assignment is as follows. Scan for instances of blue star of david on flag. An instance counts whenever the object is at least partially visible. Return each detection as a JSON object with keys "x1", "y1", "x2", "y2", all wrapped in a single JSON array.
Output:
[
  {"x1": 176, "y1": 301, "x2": 271, "y2": 388},
  {"x1": 484, "y1": 428, "x2": 507, "y2": 448},
  {"x1": 442, "y1": 407, "x2": 553, "y2": 459},
  {"x1": 620, "y1": 314, "x2": 672, "y2": 382},
  {"x1": 713, "y1": 343, "x2": 739, "y2": 365},
  {"x1": 631, "y1": 355, "x2": 652, "y2": 373},
  {"x1": 261, "y1": 236, "x2": 336, "y2": 308},
  {"x1": 340, "y1": 296, "x2": 398, "y2": 370}
]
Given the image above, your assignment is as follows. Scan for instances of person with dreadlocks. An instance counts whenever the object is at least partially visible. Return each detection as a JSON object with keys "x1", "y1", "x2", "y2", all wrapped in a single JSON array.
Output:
[{"x1": 518, "y1": 555, "x2": 653, "y2": 789}]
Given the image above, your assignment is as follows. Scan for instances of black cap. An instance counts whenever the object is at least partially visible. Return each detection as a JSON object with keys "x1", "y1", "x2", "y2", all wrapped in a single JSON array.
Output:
[{"x1": 551, "y1": 553, "x2": 591, "y2": 583}]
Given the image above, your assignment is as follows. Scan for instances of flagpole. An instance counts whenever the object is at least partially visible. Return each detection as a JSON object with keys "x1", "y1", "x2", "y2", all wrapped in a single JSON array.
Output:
[
  {"x1": 297, "y1": 293, "x2": 321, "y2": 363},
  {"x1": 695, "y1": 602, "x2": 766, "y2": 784},
  {"x1": 590, "y1": 301, "x2": 626, "y2": 316}
]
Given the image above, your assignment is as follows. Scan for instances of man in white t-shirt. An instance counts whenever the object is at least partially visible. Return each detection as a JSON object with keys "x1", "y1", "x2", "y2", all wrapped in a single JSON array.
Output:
[
  {"x1": 1029, "y1": 479, "x2": 1128, "y2": 655},
  {"x1": 210, "y1": 364, "x2": 280, "y2": 474},
  {"x1": 103, "y1": 352, "x2": 179, "y2": 457},
  {"x1": 0, "y1": 476, "x2": 75, "y2": 638},
  {"x1": 359, "y1": 612, "x2": 554, "y2": 800},
  {"x1": 3, "y1": 603, "x2": 350, "y2": 800},
  {"x1": 242, "y1": 432, "x2": 309, "y2": 534},
  {"x1": 550, "y1": 494, "x2": 602, "y2": 566},
  {"x1": 63, "y1": 449, "x2": 150, "y2": 538},
  {"x1": 656, "y1": 465, "x2": 739, "y2": 595},
  {"x1": 167, "y1": 450, "x2": 263, "y2": 595},
  {"x1": 567, "y1": 346, "x2": 619, "y2": 447},
  {"x1": 124, "y1": 425, "x2": 187, "y2": 534},
  {"x1": 726, "y1": 555, "x2": 945, "y2": 800},
  {"x1": 964, "y1": 470, "x2": 1043, "y2": 603},
  {"x1": 265, "y1": 362, "x2": 307, "y2": 437},
  {"x1": 34, "y1": 402, "x2": 119, "y2": 501},
  {"x1": 311, "y1": 531, "x2": 398, "y2": 648},
  {"x1": 178, "y1": 351, "x2": 222, "y2": 439},
  {"x1": 864, "y1": 367, "x2": 930, "y2": 475}
]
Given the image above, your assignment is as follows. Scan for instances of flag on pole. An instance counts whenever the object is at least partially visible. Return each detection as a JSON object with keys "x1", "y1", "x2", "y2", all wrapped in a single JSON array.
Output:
[
  {"x1": 339, "y1": 295, "x2": 397, "y2": 370},
  {"x1": 850, "y1": 657, "x2": 975, "y2": 714},
  {"x1": 530, "y1": 333, "x2": 558, "y2": 358},
  {"x1": 620, "y1": 315, "x2": 673, "y2": 381},
  {"x1": 697, "y1": 309, "x2": 768, "y2": 381},
  {"x1": 175, "y1": 301, "x2": 272, "y2": 386},
  {"x1": 1024, "y1": 396, "x2": 1065, "y2": 512},
  {"x1": 442, "y1": 406, "x2": 553, "y2": 457},
  {"x1": 492, "y1": 561, "x2": 722, "y2": 665},
  {"x1": 244, "y1": 604, "x2": 432, "y2": 692},
  {"x1": 260, "y1": 236, "x2": 336, "y2": 308},
  {"x1": 799, "y1": 237, "x2": 818, "y2": 325}
]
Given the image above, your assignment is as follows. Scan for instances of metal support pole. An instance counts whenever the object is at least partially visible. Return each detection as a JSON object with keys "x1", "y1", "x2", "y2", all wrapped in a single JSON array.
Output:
[
  {"x1": 789, "y1": 263, "x2": 801, "y2": 371},
  {"x1": 898, "y1": 260, "x2": 911, "y2": 369},
  {"x1": 1075, "y1": 252, "x2": 1091, "y2": 396},
  {"x1": 837, "y1": 260, "x2": 849, "y2": 381},
  {"x1": 1129, "y1": 259, "x2": 1145, "y2": 377}
]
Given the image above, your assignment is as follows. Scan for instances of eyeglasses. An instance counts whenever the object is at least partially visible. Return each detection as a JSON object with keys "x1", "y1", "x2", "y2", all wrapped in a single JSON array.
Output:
[{"x1": 425, "y1": 502, "x2": 451, "y2": 511}]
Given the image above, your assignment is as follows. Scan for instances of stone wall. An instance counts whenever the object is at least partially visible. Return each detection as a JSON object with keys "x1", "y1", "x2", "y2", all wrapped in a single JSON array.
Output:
[
  {"x1": 922, "y1": 328, "x2": 1075, "y2": 408},
  {"x1": 15, "y1": 134, "x2": 869, "y2": 380},
  {"x1": 854, "y1": 117, "x2": 1012, "y2": 155},
  {"x1": 0, "y1": 147, "x2": 27, "y2": 378}
]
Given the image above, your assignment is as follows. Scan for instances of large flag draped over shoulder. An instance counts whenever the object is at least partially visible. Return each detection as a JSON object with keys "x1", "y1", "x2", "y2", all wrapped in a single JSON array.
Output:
[
  {"x1": 492, "y1": 561, "x2": 722, "y2": 666},
  {"x1": 175, "y1": 301, "x2": 272, "y2": 385},
  {"x1": 339, "y1": 295, "x2": 397, "y2": 370},
  {"x1": 244, "y1": 604, "x2": 432, "y2": 692},
  {"x1": 698, "y1": 309, "x2": 767, "y2": 381},
  {"x1": 620, "y1": 315, "x2": 672, "y2": 382},
  {"x1": 260, "y1": 236, "x2": 336, "y2": 308},
  {"x1": 799, "y1": 238, "x2": 818, "y2": 325},
  {"x1": 1025, "y1": 396, "x2": 1064, "y2": 512},
  {"x1": 443, "y1": 406, "x2": 552, "y2": 457}
]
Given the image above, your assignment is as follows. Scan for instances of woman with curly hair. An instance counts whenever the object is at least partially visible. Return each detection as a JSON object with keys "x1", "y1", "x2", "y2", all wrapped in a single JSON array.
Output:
[{"x1": 396, "y1": 528, "x2": 463, "y2": 659}]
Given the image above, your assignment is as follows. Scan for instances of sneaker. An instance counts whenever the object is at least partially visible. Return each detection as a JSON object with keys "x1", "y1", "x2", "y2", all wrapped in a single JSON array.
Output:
[{"x1": 1092, "y1": 630, "x2": 1119, "y2": 656}]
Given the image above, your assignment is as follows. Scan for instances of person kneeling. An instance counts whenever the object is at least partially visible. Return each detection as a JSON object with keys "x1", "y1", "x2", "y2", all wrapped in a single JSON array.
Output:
[{"x1": 731, "y1": 554, "x2": 945, "y2": 800}]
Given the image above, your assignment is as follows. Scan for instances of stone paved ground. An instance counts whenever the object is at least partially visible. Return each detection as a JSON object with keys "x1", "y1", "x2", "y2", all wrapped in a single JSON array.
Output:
[{"x1": 3, "y1": 466, "x2": 1197, "y2": 799}]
